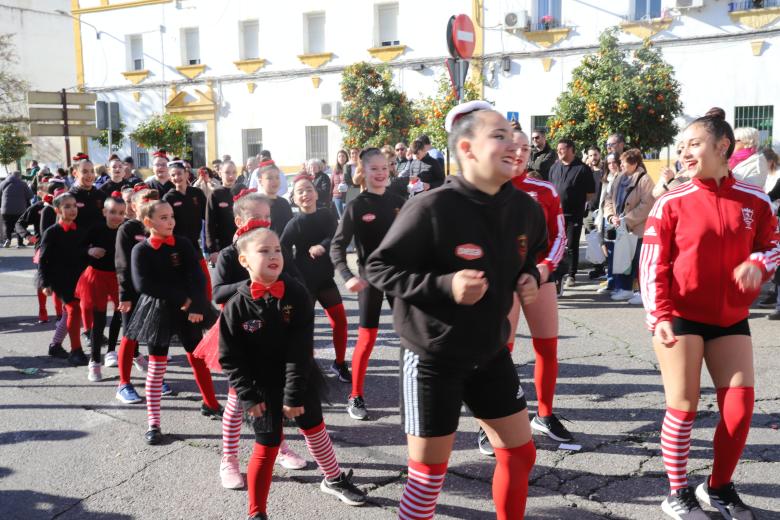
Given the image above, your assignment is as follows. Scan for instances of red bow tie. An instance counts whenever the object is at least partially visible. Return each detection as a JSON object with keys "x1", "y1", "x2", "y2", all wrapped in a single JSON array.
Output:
[
  {"x1": 149, "y1": 235, "x2": 175, "y2": 249},
  {"x1": 60, "y1": 221, "x2": 77, "y2": 232},
  {"x1": 250, "y1": 280, "x2": 285, "y2": 300}
]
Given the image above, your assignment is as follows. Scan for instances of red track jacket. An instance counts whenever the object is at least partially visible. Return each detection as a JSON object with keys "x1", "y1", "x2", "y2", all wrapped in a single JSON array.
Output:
[
  {"x1": 640, "y1": 174, "x2": 780, "y2": 330},
  {"x1": 512, "y1": 173, "x2": 567, "y2": 270}
]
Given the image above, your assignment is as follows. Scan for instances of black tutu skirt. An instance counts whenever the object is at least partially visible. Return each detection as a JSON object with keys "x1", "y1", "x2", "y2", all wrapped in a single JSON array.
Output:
[{"x1": 125, "y1": 295, "x2": 219, "y2": 346}]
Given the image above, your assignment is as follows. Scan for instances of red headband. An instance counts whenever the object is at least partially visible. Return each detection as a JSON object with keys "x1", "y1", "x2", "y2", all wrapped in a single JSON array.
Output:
[
  {"x1": 235, "y1": 218, "x2": 271, "y2": 237},
  {"x1": 258, "y1": 159, "x2": 275, "y2": 168},
  {"x1": 111, "y1": 191, "x2": 122, "y2": 198},
  {"x1": 72, "y1": 153, "x2": 89, "y2": 161},
  {"x1": 153, "y1": 150, "x2": 168, "y2": 159},
  {"x1": 233, "y1": 188, "x2": 257, "y2": 202},
  {"x1": 132, "y1": 184, "x2": 148, "y2": 193}
]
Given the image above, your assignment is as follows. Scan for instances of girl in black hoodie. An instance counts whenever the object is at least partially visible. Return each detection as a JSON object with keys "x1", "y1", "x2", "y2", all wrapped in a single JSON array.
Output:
[{"x1": 366, "y1": 101, "x2": 547, "y2": 520}]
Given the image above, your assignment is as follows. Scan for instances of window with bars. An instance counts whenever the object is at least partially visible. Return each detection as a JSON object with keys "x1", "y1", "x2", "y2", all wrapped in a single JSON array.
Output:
[
  {"x1": 127, "y1": 34, "x2": 144, "y2": 71},
  {"x1": 304, "y1": 13, "x2": 326, "y2": 54},
  {"x1": 182, "y1": 27, "x2": 200, "y2": 65},
  {"x1": 240, "y1": 20, "x2": 259, "y2": 60},
  {"x1": 305, "y1": 126, "x2": 328, "y2": 162},
  {"x1": 377, "y1": 3, "x2": 400, "y2": 46},
  {"x1": 734, "y1": 105, "x2": 774, "y2": 145},
  {"x1": 130, "y1": 140, "x2": 149, "y2": 168},
  {"x1": 535, "y1": 0, "x2": 562, "y2": 29},
  {"x1": 242, "y1": 129, "x2": 263, "y2": 162},
  {"x1": 633, "y1": 0, "x2": 661, "y2": 20},
  {"x1": 532, "y1": 115, "x2": 553, "y2": 133}
]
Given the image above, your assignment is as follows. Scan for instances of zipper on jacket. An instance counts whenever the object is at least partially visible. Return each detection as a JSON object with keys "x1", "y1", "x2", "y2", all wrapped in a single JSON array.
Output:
[{"x1": 715, "y1": 190, "x2": 725, "y2": 324}]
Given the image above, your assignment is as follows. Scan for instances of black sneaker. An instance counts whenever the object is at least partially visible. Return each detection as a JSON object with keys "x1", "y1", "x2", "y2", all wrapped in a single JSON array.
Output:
[
  {"x1": 768, "y1": 311, "x2": 780, "y2": 321},
  {"x1": 330, "y1": 361, "x2": 352, "y2": 383},
  {"x1": 696, "y1": 480, "x2": 755, "y2": 519},
  {"x1": 588, "y1": 266, "x2": 606, "y2": 279},
  {"x1": 48, "y1": 343, "x2": 69, "y2": 359},
  {"x1": 320, "y1": 469, "x2": 366, "y2": 506},
  {"x1": 477, "y1": 427, "x2": 494, "y2": 457},
  {"x1": 201, "y1": 403, "x2": 224, "y2": 420},
  {"x1": 662, "y1": 487, "x2": 709, "y2": 519},
  {"x1": 68, "y1": 349, "x2": 89, "y2": 367},
  {"x1": 145, "y1": 426, "x2": 164, "y2": 445},
  {"x1": 247, "y1": 515, "x2": 268, "y2": 520},
  {"x1": 758, "y1": 292, "x2": 777, "y2": 308},
  {"x1": 346, "y1": 396, "x2": 368, "y2": 421},
  {"x1": 531, "y1": 414, "x2": 574, "y2": 442}
]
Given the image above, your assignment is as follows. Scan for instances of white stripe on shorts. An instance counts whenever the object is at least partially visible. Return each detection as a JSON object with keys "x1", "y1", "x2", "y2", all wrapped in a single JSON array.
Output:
[{"x1": 403, "y1": 350, "x2": 420, "y2": 437}]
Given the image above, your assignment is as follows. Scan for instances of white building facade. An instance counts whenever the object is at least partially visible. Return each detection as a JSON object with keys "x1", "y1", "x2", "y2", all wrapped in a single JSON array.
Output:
[{"x1": 72, "y1": 0, "x2": 780, "y2": 172}]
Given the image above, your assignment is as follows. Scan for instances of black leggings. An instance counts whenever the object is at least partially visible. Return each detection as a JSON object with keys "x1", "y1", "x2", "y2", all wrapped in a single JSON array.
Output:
[
  {"x1": 358, "y1": 282, "x2": 393, "y2": 328},
  {"x1": 253, "y1": 382, "x2": 323, "y2": 446},
  {"x1": 89, "y1": 311, "x2": 122, "y2": 362},
  {"x1": 2, "y1": 214, "x2": 21, "y2": 245},
  {"x1": 311, "y1": 279, "x2": 342, "y2": 310},
  {"x1": 565, "y1": 219, "x2": 583, "y2": 277}
]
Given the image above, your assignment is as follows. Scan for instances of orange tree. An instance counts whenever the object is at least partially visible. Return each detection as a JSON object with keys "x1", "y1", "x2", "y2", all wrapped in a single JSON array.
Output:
[
  {"x1": 410, "y1": 73, "x2": 481, "y2": 150},
  {"x1": 129, "y1": 113, "x2": 189, "y2": 157},
  {"x1": 548, "y1": 28, "x2": 683, "y2": 152},
  {"x1": 340, "y1": 62, "x2": 414, "y2": 149}
]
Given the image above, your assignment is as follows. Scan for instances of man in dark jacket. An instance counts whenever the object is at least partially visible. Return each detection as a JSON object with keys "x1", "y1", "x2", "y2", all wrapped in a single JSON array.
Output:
[
  {"x1": 409, "y1": 139, "x2": 445, "y2": 191},
  {"x1": 529, "y1": 128, "x2": 556, "y2": 181},
  {"x1": 0, "y1": 171, "x2": 34, "y2": 247},
  {"x1": 309, "y1": 158, "x2": 332, "y2": 209},
  {"x1": 548, "y1": 139, "x2": 595, "y2": 287}
]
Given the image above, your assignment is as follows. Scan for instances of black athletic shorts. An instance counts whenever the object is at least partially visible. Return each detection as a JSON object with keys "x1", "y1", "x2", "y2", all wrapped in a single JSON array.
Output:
[
  {"x1": 672, "y1": 317, "x2": 751, "y2": 342},
  {"x1": 399, "y1": 347, "x2": 527, "y2": 438}
]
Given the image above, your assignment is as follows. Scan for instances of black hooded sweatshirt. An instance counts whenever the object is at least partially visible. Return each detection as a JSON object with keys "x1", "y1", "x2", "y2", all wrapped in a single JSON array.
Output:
[{"x1": 365, "y1": 175, "x2": 547, "y2": 369}]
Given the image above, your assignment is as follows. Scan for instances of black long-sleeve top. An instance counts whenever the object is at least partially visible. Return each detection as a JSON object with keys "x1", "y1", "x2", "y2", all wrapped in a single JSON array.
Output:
[
  {"x1": 85, "y1": 222, "x2": 119, "y2": 272},
  {"x1": 130, "y1": 235, "x2": 206, "y2": 314},
  {"x1": 269, "y1": 197, "x2": 294, "y2": 237},
  {"x1": 205, "y1": 185, "x2": 242, "y2": 254},
  {"x1": 15, "y1": 201, "x2": 44, "y2": 245},
  {"x1": 212, "y1": 243, "x2": 303, "y2": 305},
  {"x1": 99, "y1": 180, "x2": 129, "y2": 197},
  {"x1": 409, "y1": 155, "x2": 445, "y2": 190},
  {"x1": 163, "y1": 186, "x2": 207, "y2": 258},
  {"x1": 145, "y1": 178, "x2": 174, "y2": 197},
  {"x1": 39, "y1": 204, "x2": 57, "y2": 236},
  {"x1": 69, "y1": 186, "x2": 107, "y2": 231},
  {"x1": 38, "y1": 223, "x2": 88, "y2": 302},
  {"x1": 115, "y1": 218, "x2": 146, "y2": 302},
  {"x1": 218, "y1": 274, "x2": 314, "y2": 410},
  {"x1": 365, "y1": 175, "x2": 547, "y2": 369},
  {"x1": 312, "y1": 172, "x2": 332, "y2": 209},
  {"x1": 280, "y1": 208, "x2": 338, "y2": 292},
  {"x1": 330, "y1": 190, "x2": 405, "y2": 281}
]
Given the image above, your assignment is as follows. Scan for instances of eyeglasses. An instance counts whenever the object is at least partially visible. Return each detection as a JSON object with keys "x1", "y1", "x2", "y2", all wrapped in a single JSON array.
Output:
[
  {"x1": 531, "y1": 135, "x2": 542, "y2": 140},
  {"x1": 606, "y1": 141, "x2": 618, "y2": 147}
]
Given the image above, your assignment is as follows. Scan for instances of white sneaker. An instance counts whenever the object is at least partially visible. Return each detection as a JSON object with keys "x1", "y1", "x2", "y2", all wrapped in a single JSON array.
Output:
[
  {"x1": 133, "y1": 355, "x2": 148, "y2": 372},
  {"x1": 88, "y1": 361, "x2": 102, "y2": 382},
  {"x1": 104, "y1": 351, "x2": 118, "y2": 367},
  {"x1": 627, "y1": 292, "x2": 643, "y2": 305},
  {"x1": 276, "y1": 441, "x2": 307, "y2": 470},
  {"x1": 596, "y1": 286, "x2": 611, "y2": 295},
  {"x1": 610, "y1": 289, "x2": 634, "y2": 301}
]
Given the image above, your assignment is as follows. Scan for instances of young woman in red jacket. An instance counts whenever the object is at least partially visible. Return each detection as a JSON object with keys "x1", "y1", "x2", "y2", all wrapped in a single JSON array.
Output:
[{"x1": 640, "y1": 107, "x2": 779, "y2": 520}]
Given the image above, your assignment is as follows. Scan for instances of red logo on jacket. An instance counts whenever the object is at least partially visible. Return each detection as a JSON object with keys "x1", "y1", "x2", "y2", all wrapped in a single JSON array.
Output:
[
  {"x1": 455, "y1": 243, "x2": 483, "y2": 260},
  {"x1": 362, "y1": 213, "x2": 376, "y2": 223}
]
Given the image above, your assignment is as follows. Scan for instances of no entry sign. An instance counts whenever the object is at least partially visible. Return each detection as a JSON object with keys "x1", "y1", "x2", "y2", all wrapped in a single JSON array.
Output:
[{"x1": 447, "y1": 14, "x2": 475, "y2": 60}]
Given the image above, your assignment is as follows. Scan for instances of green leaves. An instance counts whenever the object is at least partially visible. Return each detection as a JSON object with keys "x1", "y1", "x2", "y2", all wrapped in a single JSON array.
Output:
[
  {"x1": 129, "y1": 113, "x2": 189, "y2": 158},
  {"x1": 549, "y1": 28, "x2": 683, "y2": 153},
  {"x1": 410, "y1": 73, "x2": 481, "y2": 151},
  {"x1": 0, "y1": 124, "x2": 27, "y2": 170}
]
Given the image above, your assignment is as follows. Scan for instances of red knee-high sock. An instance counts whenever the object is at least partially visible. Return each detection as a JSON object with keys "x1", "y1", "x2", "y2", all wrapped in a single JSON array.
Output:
[
  {"x1": 65, "y1": 301, "x2": 82, "y2": 351},
  {"x1": 710, "y1": 386, "x2": 754, "y2": 489},
  {"x1": 300, "y1": 421, "x2": 341, "y2": 480},
  {"x1": 185, "y1": 352, "x2": 220, "y2": 410},
  {"x1": 247, "y1": 442, "x2": 279, "y2": 517},
  {"x1": 350, "y1": 327, "x2": 378, "y2": 398},
  {"x1": 118, "y1": 337, "x2": 137, "y2": 385},
  {"x1": 145, "y1": 355, "x2": 167, "y2": 428},
  {"x1": 222, "y1": 386, "x2": 243, "y2": 457},
  {"x1": 661, "y1": 407, "x2": 696, "y2": 491},
  {"x1": 54, "y1": 295, "x2": 63, "y2": 318},
  {"x1": 532, "y1": 337, "x2": 558, "y2": 417},
  {"x1": 198, "y1": 258, "x2": 213, "y2": 301},
  {"x1": 493, "y1": 441, "x2": 537, "y2": 520},
  {"x1": 37, "y1": 290, "x2": 48, "y2": 321},
  {"x1": 324, "y1": 303, "x2": 348, "y2": 364},
  {"x1": 398, "y1": 459, "x2": 447, "y2": 520}
]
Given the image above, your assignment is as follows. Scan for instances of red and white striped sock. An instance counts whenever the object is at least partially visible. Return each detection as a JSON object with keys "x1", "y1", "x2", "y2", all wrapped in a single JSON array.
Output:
[
  {"x1": 222, "y1": 387, "x2": 243, "y2": 457},
  {"x1": 145, "y1": 355, "x2": 168, "y2": 428},
  {"x1": 300, "y1": 422, "x2": 341, "y2": 480},
  {"x1": 398, "y1": 459, "x2": 447, "y2": 520},
  {"x1": 661, "y1": 407, "x2": 696, "y2": 491}
]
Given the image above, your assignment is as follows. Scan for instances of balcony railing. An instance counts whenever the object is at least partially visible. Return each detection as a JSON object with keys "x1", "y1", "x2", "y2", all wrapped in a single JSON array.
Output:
[
  {"x1": 728, "y1": 0, "x2": 779, "y2": 12},
  {"x1": 528, "y1": 19, "x2": 565, "y2": 32}
]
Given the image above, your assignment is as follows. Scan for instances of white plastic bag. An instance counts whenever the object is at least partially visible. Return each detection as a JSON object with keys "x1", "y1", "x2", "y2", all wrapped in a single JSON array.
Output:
[
  {"x1": 585, "y1": 230, "x2": 606, "y2": 265},
  {"x1": 612, "y1": 221, "x2": 638, "y2": 275}
]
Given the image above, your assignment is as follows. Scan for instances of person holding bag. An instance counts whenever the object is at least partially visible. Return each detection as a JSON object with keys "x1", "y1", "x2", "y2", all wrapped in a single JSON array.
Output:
[{"x1": 603, "y1": 149, "x2": 656, "y2": 303}]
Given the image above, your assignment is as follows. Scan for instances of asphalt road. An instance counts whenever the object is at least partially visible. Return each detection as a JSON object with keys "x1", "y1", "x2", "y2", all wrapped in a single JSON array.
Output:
[{"x1": 0, "y1": 247, "x2": 778, "y2": 520}]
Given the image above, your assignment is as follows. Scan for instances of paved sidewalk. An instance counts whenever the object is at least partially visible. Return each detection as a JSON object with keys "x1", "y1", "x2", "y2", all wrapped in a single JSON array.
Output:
[{"x1": 0, "y1": 248, "x2": 778, "y2": 519}]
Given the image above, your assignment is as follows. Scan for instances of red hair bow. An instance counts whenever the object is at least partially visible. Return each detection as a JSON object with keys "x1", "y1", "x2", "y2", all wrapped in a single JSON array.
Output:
[
  {"x1": 235, "y1": 218, "x2": 271, "y2": 238},
  {"x1": 233, "y1": 188, "x2": 257, "y2": 202},
  {"x1": 43, "y1": 194, "x2": 54, "y2": 204},
  {"x1": 72, "y1": 152, "x2": 89, "y2": 162},
  {"x1": 153, "y1": 149, "x2": 168, "y2": 158},
  {"x1": 132, "y1": 184, "x2": 148, "y2": 193},
  {"x1": 149, "y1": 235, "x2": 175, "y2": 250},
  {"x1": 111, "y1": 191, "x2": 122, "y2": 198},
  {"x1": 258, "y1": 160, "x2": 275, "y2": 168}
]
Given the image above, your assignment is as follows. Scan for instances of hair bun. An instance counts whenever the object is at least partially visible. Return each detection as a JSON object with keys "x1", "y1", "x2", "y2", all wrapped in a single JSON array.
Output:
[{"x1": 704, "y1": 107, "x2": 726, "y2": 121}]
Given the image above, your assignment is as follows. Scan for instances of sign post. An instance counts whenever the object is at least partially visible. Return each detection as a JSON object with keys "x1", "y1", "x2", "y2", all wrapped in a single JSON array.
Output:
[
  {"x1": 27, "y1": 90, "x2": 98, "y2": 166},
  {"x1": 96, "y1": 101, "x2": 120, "y2": 154},
  {"x1": 446, "y1": 14, "x2": 476, "y2": 102}
]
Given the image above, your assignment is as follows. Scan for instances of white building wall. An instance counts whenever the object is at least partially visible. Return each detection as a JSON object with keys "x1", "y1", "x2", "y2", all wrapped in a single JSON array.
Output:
[{"x1": 76, "y1": 0, "x2": 779, "y2": 169}]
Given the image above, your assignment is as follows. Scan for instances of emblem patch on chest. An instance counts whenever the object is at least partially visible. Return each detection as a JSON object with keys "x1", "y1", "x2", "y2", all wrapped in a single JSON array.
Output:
[
  {"x1": 741, "y1": 207, "x2": 754, "y2": 230},
  {"x1": 76, "y1": 202, "x2": 85, "y2": 208},
  {"x1": 219, "y1": 202, "x2": 229, "y2": 208},
  {"x1": 517, "y1": 235, "x2": 528, "y2": 258},
  {"x1": 455, "y1": 243, "x2": 483, "y2": 260},
  {"x1": 173, "y1": 201, "x2": 183, "y2": 207},
  {"x1": 281, "y1": 304, "x2": 293, "y2": 324},
  {"x1": 134, "y1": 234, "x2": 145, "y2": 242},
  {"x1": 242, "y1": 319, "x2": 263, "y2": 333},
  {"x1": 169, "y1": 252, "x2": 181, "y2": 267},
  {"x1": 362, "y1": 213, "x2": 376, "y2": 223}
]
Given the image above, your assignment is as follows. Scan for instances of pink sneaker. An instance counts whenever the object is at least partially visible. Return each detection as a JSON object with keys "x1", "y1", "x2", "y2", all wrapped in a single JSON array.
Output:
[
  {"x1": 277, "y1": 441, "x2": 307, "y2": 470},
  {"x1": 219, "y1": 454, "x2": 245, "y2": 489}
]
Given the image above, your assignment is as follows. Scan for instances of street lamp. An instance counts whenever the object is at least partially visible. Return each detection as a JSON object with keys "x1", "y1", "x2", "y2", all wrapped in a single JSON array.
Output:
[{"x1": 54, "y1": 9, "x2": 101, "y2": 39}]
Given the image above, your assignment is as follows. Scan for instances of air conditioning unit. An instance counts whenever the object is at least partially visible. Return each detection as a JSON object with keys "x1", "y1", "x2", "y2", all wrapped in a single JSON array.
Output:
[
  {"x1": 675, "y1": 0, "x2": 704, "y2": 8},
  {"x1": 504, "y1": 10, "x2": 528, "y2": 30},
  {"x1": 321, "y1": 101, "x2": 341, "y2": 119}
]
